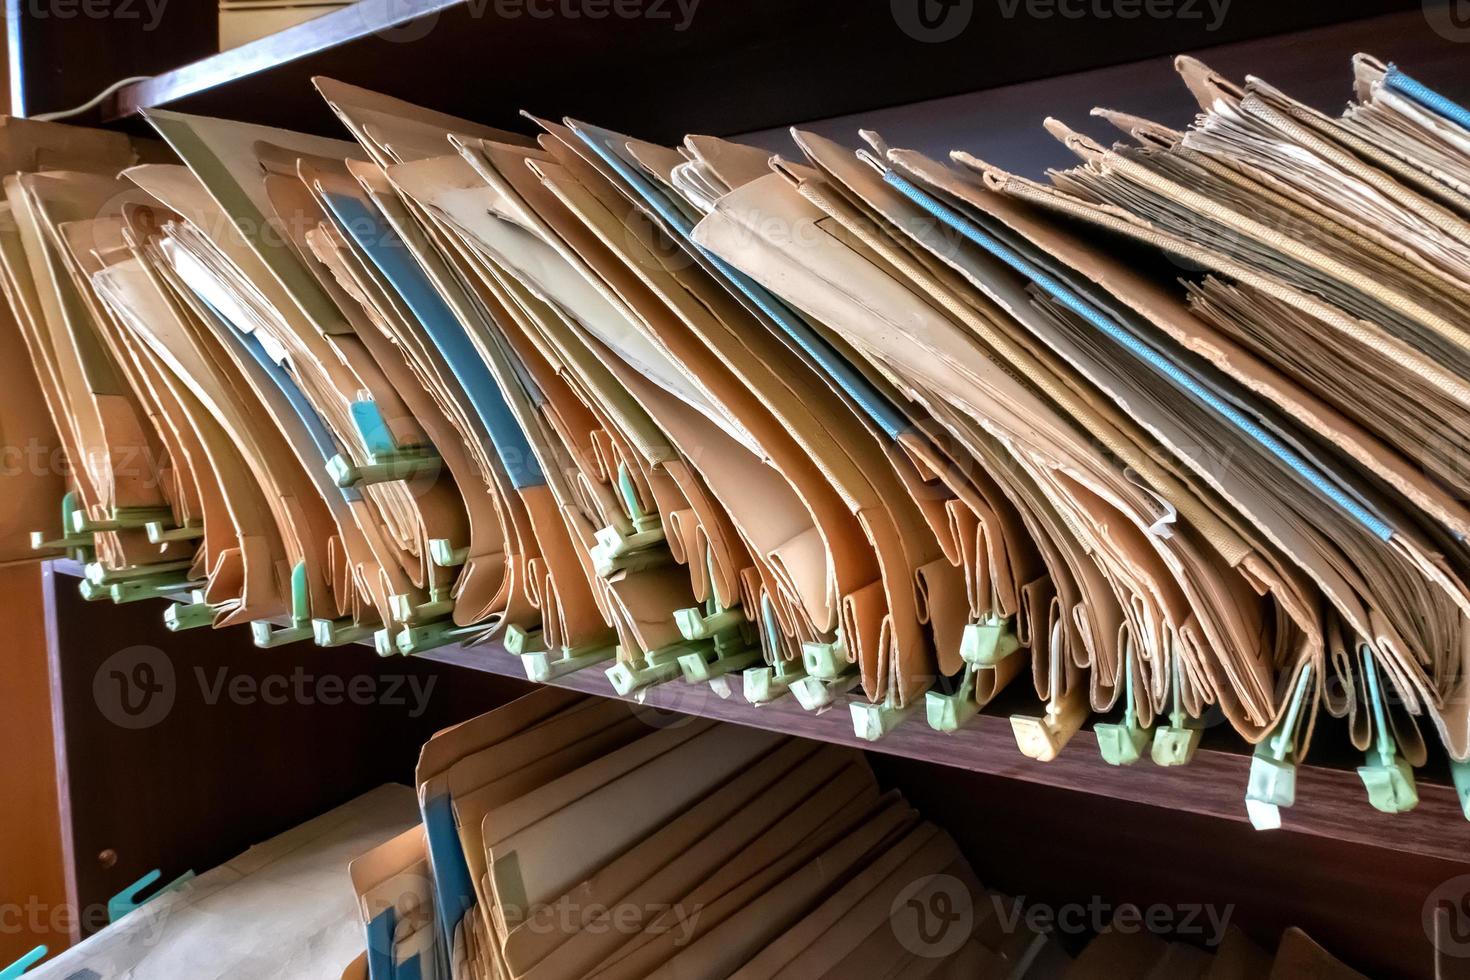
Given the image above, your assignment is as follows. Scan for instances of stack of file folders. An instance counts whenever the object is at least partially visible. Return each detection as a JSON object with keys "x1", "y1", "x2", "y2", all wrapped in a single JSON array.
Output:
[
  {"x1": 3, "y1": 53, "x2": 1470, "y2": 829},
  {"x1": 340, "y1": 690, "x2": 1368, "y2": 980}
]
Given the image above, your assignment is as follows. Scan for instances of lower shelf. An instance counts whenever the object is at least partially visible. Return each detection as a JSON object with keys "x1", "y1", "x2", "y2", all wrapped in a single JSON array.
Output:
[
  {"x1": 50, "y1": 559, "x2": 1470, "y2": 865},
  {"x1": 418, "y1": 639, "x2": 1470, "y2": 865}
]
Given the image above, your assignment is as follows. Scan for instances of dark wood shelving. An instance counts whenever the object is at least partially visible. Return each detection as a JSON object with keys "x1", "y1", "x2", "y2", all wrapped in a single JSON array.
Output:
[
  {"x1": 48, "y1": 561, "x2": 1470, "y2": 865},
  {"x1": 70, "y1": 0, "x2": 1426, "y2": 143}
]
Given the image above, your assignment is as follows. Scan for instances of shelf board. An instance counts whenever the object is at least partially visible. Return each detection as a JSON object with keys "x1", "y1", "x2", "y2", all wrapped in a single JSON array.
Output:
[
  {"x1": 48, "y1": 559, "x2": 1470, "y2": 865},
  {"x1": 93, "y1": 0, "x2": 1424, "y2": 142}
]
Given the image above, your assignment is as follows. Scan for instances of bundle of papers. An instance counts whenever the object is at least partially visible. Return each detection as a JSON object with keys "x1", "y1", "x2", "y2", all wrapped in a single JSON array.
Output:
[
  {"x1": 5, "y1": 53, "x2": 1470, "y2": 828},
  {"x1": 343, "y1": 692, "x2": 1367, "y2": 980}
]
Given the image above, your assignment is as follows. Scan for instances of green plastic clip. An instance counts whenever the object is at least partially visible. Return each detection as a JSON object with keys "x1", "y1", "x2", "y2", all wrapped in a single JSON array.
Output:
[
  {"x1": 429, "y1": 538, "x2": 469, "y2": 568},
  {"x1": 1246, "y1": 663, "x2": 1314, "y2": 830},
  {"x1": 389, "y1": 588, "x2": 455, "y2": 624},
  {"x1": 78, "y1": 579, "x2": 110, "y2": 602},
  {"x1": 327, "y1": 399, "x2": 442, "y2": 488},
  {"x1": 1096, "y1": 640, "x2": 1149, "y2": 765},
  {"x1": 926, "y1": 667, "x2": 980, "y2": 733},
  {"x1": 85, "y1": 559, "x2": 195, "y2": 587},
  {"x1": 958, "y1": 614, "x2": 1022, "y2": 666},
  {"x1": 393, "y1": 618, "x2": 483, "y2": 656},
  {"x1": 0, "y1": 945, "x2": 46, "y2": 980},
  {"x1": 928, "y1": 614, "x2": 1023, "y2": 733},
  {"x1": 108, "y1": 575, "x2": 201, "y2": 604},
  {"x1": 373, "y1": 628, "x2": 396, "y2": 658},
  {"x1": 801, "y1": 631, "x2": 851, "y2": 680},
  {"x1": 852, "y1": 686, "x2": 923, "y2": 742},
  {"x1": 164, "y1": 591, "x2": 216, "y2": 631},
  {"x1": 252, "y1": 561, "x2": 313, "y2": 648},
  {"x1": 31, "y1": 491, "x2": 93, "y2": 553},
  {"x1": 744, "y1": 595, "x2": 807, "y2": 705},
  {"x1": 1452, "y1": 760, "x2": 1470, "y2": 821},
  {"x1": 1356, "y1": 646, "x2": 1418, "y2": 814},
  {"x1": 71, "y1": 505, "x2": 173, "y2": 535},
  {"x1": 107, "y1": 868, "x2": 195, "y2": 924},
  {"x1": 670, "y1": 549, "x2": 759, "y2": 682},
  {"x1": 606, "y1": 641, "x2": 691, "y2": 695},
  {"x1": 590, "y1": 527, "x2": 670, "y2": 577},
  {"x1": 326, "y1": 450, "x2": 442, "y2": 489},
  {"x1": 313, "y1": 618, "x2": 376, "y2": 647},
  {"x1": 1151, "y1": 643, "x2": 1201, "y2": 767},
  {"x1": 145, "y1": 520, "x2": 204, "y2": 544},
  {"x1": 677, "y1": 640, "x2": 762, "y2": 684},
  {"x1": 503, "y1": 625, "x2": 547, "y2": 656},
  {"x1": 523, "y1": 635, "x2": 618, "y2": 682},
  {"x1": 673, "y1": 606, "x2": 745, "y2": 641}
]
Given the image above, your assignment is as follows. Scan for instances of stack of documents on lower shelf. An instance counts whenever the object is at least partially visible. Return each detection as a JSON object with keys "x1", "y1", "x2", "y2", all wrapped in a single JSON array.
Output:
[
  {"x1": 219, "y1": 0, "x2": 359, "y2": 51},
  {"x1": 341, "y1": 691, "x2": 1367, "y2": 980},
  {"x1": 3, "y1": 53, "x2": 1470, "y2": 827},
  {"x1": 29, "y1": 784, "x2": 419, "y2": 980}
]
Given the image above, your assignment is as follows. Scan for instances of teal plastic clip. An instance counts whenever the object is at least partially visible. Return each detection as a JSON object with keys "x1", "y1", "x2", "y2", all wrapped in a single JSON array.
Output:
[
  {"x1": 852, "y1": 686, "x2": 923, "y2": 742},
  {"x1": 744, "y1": 594, "x2": 807, "y2": 705},
  {"x1": 107, "y1": 868, "x2": 195, "y2": 924},
  {"x1": 1356, "y1": 646, "x2": 1418, "y2": 814},
  {"x1": 0, "y1": 946, "x2": 45, "y2": 979},
  {"x1": 251, "y1": 561, "x2": 313, "y2": 647},
  {"x1": 1095, "y1": 639, "x2": 1148, "y2": 765},
  {"x1": 164, "y1": 590, "x2": 217, "y2": 631},
  {"x1": 927, "y1": 613, "x2": 1022, "y2": 733},
  {"x1": 1151, "y1": 642, "x2": 1201, "y2": 767},
  {"x1": 1453, "y1": 760, "x2": 1470, "y2": 821},
  {"x1": 428, "y1": 538, "x2": 469, "y2": 568},
  {"x1": 1246, "y1": 663, "x2": 1314, "y2": 830},
  {"x1": 327, "y1": 398, "x2": 442, "y2": 488}
]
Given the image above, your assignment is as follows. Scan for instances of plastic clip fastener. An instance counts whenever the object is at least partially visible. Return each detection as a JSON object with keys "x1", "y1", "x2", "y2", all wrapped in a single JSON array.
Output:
[{"x1": 1246, "y1": 664, "x2": 1314, "y2": 831}]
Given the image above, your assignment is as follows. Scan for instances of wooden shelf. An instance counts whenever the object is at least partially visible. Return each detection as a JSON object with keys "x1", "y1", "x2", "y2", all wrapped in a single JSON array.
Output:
[
  {"x1": 76, "y1": 0, "x2": 1424, "y2": 142},
  {"x1": 48, "y1": 561, "x2": 1470, "y2": 865}
]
